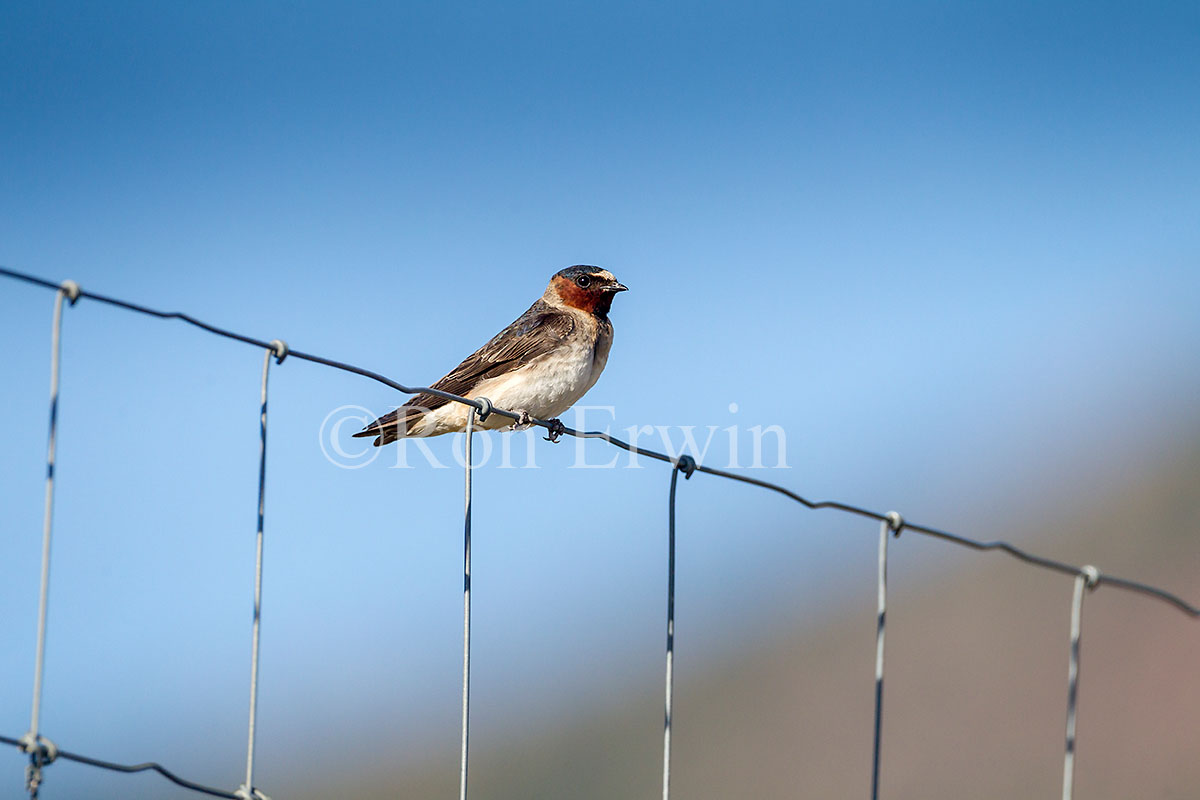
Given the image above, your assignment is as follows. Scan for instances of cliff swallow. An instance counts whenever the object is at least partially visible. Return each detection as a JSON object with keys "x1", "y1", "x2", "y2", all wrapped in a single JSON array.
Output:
[{"x1": 354, "y1": 265, "x2": 627, "y2": 445}]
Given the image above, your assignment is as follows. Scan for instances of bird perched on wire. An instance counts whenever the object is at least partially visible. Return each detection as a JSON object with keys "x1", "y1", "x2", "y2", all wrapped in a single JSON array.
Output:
[{"x1": 354, "y1": 265, "x2": 628, "y2": 445}]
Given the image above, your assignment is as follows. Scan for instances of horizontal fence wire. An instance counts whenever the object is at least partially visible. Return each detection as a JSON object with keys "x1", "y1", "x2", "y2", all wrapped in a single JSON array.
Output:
[
  {"x1": 0, "y1": 734, "x2": 238, "y2": 799},
  {"x1": 3, "y1": 265, "x2": 1195, "y2": 615},
  {"x1": 3, "y1": 264, "x2": 1200, "y2": 799}
]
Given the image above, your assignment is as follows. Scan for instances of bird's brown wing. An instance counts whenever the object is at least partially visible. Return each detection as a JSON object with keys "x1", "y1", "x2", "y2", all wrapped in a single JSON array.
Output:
[{"x1": 354, "y1": 300, "x2": 576, "y2": 439}]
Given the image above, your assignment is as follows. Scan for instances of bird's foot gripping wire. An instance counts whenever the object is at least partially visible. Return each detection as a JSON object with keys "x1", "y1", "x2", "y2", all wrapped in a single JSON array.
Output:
[
  {"x1": 513, "y1": 410, "x2": 533, "y2": 430},
  {"x1": 544, "y1": 418, "x2": 566, "y2": 443}
]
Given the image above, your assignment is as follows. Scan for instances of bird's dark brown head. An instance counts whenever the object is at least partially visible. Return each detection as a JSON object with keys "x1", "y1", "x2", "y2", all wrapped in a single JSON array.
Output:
[{"x1": 545, "y1": 265, "x2": 628, "y2": 317}]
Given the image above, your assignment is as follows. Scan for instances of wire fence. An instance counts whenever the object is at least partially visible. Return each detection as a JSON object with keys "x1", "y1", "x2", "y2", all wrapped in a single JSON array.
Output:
[{"x1": 2, "y1": 264, "x2": 1197, "y2": 800}]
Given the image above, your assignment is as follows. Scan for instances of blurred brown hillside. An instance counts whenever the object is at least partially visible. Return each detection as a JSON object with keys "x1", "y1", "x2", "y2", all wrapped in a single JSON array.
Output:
[{"x1": 305, "y1": 438, "x2": 1200, "y2": 800}]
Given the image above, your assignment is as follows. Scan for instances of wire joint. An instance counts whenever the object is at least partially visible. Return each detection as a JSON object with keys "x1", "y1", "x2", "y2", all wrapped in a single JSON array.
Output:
[
  {"x1": 474, "y1": 396, "x2": 493, "y2": 422},
  {"x1": 675, "y1": 455, "x2": 697, "y2": 479},
  {"x1": 59, "y1": 280, "x2": 81, "y2": 306},
  {"x1": 268, "y1": 339, "x2": 288, "y2": 364},
  {"x1": 19, "y1": 733, "x2": 57, "y2": 796}
]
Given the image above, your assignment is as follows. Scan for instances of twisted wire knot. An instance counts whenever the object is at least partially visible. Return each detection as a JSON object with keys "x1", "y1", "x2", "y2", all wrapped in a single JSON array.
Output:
[
  {"x1": 1080, "y1": 564, "x2": 1100, "y2": 590},
  {"x1": 19, "y1": 732, "x2": 58, "y2": 795},
  {"x1": 884, "y1": 511, "x2": 905, "y2": 536},
  {"x1": 675, "y1": 455, "x2": 697, "y2": 479},
  {"x1": 18, "y1": 733, "x2": 58, "y2": 764},
  {"x1": 268, "y1": 339, "x2": 288, "y2": 364},
  {"x1": 59, "y1": 280, "x2": 81, "y2": 306},
  {"x1": 474, "y1": 396, "x2": 493, "y2": 422}
]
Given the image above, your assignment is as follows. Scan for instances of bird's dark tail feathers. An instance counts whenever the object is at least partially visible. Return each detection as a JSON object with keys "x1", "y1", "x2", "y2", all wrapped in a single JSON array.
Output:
[{"x1": 352, "y1": 404, "x2": 425, "y2": 447}]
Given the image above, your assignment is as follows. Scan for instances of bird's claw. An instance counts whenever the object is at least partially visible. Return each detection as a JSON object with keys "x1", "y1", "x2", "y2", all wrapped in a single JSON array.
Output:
[
  {"x1": 514, "y1": 410, "x2": 533, "y2": 429},
  {"x1": 543, "y1": 418, "x2": 566, "y2": 443}
]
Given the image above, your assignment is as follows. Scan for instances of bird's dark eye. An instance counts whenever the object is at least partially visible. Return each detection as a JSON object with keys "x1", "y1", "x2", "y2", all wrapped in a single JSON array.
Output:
[{"x1": 575, "y1": 275, "x2": 592, "y2": 289}]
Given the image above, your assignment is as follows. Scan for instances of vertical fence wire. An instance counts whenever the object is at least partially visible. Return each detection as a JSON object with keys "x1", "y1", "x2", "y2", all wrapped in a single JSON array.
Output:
[
  {"x1": 29, "y1": 288, "x2": 67, "y2": 738},
  {"x1": 240, "y1": 342, "x2": 284, "y2": 800},
  {"x1": 1062, "y1": 565, "x2": 1097, "y2": 800},
  {"x1": 662, "y1": 466, "x2": 677, "y2": 800},
  {"x1": 460, "y1": 407, "x2": 477, "y2": 800},
  {"x1": 871, "y1": 513, "x2": 899, "y2": 800},
  {"x1": 21, "y1": 283, "x2": 77, "y2": 797},
  {"x1": 663, "y1": 457, "x2": 693, "y2": 800}
]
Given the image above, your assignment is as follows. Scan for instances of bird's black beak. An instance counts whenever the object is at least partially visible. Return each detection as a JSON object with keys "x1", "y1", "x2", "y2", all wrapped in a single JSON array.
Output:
[{"x1": 606, "y1": 281, "x2": 629, "y2": 293}]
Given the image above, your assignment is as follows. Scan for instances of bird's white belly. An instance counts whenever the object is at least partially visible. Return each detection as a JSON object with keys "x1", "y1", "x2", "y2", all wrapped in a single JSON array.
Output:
[
  {"x1": 416, "y1": 337, "x2": 603, "y2": 435},
  {"x1": 476, "y1": 339, "x2": 599, "y2": 421}
]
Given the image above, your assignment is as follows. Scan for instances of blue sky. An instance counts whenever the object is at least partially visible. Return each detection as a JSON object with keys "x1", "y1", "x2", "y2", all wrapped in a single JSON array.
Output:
[{"x1": 2, "y1": 2, "x2": 1199, "y2": 796}]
